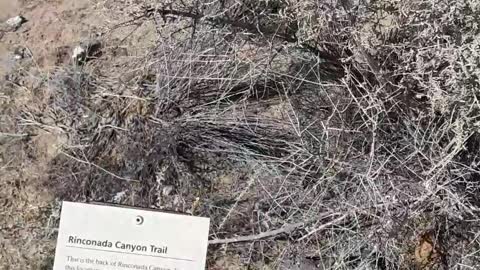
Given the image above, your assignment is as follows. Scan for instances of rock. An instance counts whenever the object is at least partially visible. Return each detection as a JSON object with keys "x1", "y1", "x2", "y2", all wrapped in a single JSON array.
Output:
[
  {"x1": 5, "y1": 16, "x2": 26, "y2": 31},
  {"x1": 71, "y1": 45, "x2": 86, "y2": 62},
  {"x1": 13, "y1": 47, "x2": 28, "y2": 60},
  {"x1": 72, "y1": 40, "x2": 102, "y2": 64}
]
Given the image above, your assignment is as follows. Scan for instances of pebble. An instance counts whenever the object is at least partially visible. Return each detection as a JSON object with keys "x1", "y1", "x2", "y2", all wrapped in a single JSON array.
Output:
[
  {"x1": 5, "y1": 16, "x2": 26, "y2": 31},
  {"x1": 71, "y1": 40, "x2": 102, "y2": 64},
  {"x1": 13, "y1": 47, "x2": 28, "y2": 60},
  {"x1": 71, "y1": 45, "x2": 86, "y2": 62}
]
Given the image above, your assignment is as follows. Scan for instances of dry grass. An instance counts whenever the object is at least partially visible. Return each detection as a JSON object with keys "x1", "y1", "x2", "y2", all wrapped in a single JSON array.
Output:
[{"x1": 8, "y1": 0, "x2": 480, "y2": 269}]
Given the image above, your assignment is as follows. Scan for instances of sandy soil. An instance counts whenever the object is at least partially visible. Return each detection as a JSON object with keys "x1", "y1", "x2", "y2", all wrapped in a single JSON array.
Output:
[
  {"x1": 0, "y1": 0, "x2": 157, "y2": 268},
  {"x1": 0, "y1": 0, "x2": 92, "y2": 267},
  {"x1": 1, "y1": 0, "x2": 103, "y2": 75}
]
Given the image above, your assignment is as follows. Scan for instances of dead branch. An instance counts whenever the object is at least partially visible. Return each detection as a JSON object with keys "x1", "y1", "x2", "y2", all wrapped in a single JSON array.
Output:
[
  {"x1": 209, "y1": 222, "x2": 304, "y2": 245},
  {"x1": 297, "y1": 214, "x2": 348, "y2": 241}
]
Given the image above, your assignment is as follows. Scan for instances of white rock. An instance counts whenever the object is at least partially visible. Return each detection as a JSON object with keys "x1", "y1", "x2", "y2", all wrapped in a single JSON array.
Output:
[
  {"x1": 5, "y1": 16, "x2": 25, "y2": 29},
  {"x1": 72, "y1": 45, "x2": 86, "y2": 61},
  {"x1": 13, "y1": 47, "x2": 26, "y2": 60}
]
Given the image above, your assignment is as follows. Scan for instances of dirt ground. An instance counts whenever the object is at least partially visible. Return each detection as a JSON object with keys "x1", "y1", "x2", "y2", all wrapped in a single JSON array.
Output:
[{"x1": 0, "y1": 0, "x2": 157, "y2": 268}]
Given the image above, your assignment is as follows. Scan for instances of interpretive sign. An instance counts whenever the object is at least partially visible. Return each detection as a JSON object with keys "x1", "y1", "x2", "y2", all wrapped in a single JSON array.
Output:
[{"x1": 53, "y1": 202, "x2": 210, "y2": 270}]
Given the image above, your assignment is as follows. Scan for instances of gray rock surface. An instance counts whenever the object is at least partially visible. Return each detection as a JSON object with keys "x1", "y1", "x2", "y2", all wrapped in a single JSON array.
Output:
[{"x1": 5, "y1": 15, "x2": 25, "y2": 31}]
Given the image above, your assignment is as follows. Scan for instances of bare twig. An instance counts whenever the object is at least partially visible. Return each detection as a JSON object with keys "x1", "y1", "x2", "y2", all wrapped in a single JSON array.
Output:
[
  {"x1": 0, "y1": 132, "x2": 29, "y2": 138},
  {"x1": 209, "y1": 222, "x2": 304, "y2": 245},
  {"x1": 297, "y1": 214, "x2": 348, "y2": 241}
]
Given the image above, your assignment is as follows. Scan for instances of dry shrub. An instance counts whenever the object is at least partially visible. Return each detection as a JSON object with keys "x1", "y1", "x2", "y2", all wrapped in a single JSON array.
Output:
[{"x1": 18, "y1": 0, "x2": 480, "y2": 269}]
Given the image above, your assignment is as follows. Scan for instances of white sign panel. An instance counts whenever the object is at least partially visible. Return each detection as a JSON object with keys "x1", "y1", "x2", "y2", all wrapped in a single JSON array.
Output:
[{"x1": 53, "y1": 202, "x2": 210, "y2": 270}]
